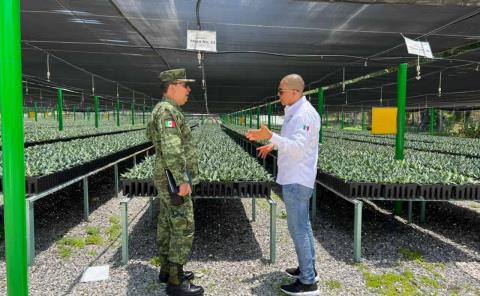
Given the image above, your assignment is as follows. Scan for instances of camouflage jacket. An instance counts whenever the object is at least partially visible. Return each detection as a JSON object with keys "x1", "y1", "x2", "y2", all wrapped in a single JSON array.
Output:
[{"x1": 146, "y1": 96, "x2": 199, "y2": 185}]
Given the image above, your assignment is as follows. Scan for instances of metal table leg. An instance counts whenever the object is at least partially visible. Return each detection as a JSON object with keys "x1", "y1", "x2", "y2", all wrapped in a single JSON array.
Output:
[
  {"x1": 407, "y1": 200, "x2": 413, "y2": 224},
  {"x1": 114, "y1": 164, "x2": 119, "y2": 198},
  {"x1": 354, "y1": 200, "x2": 363, "y2": 263},
  {"x1": 252, "y1": 196, "x2": 256, "y2": 222},
  {"x1": 26, "y1": 199, "x2": 35, "y2": 266},
  {"x1": 420, "y1": 200, "x2": 426, "y2": 223},
  {"x1": 269, "y1": 198, "x2": 277, "y2": 264},
  {"x1": 121, "y1": 198, "x2": 130, "y2": 265},
  {"x1": 83, "y1": 177, "x2": 89, "y2": 221},
  {"x1": 311, "y1": 183, "x2": 317, "y2": 222}
]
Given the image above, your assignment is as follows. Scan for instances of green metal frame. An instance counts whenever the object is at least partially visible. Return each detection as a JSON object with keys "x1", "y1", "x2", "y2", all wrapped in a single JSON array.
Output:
[
  {"x1": 57, "y1": 89, "x2": 64, "y2": 131},
  {"x1": 94, "y1": 96, "x2": 100, "y2": 128},
  {"x1": 0, "y1": 0, "x2": 29, "y2": 293}
]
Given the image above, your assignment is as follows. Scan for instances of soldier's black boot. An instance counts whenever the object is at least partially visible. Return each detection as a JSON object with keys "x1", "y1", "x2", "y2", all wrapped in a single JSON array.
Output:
[
  {"x1": 159, "y1": 260, "x2": 194, "y2": 283},
  {"x1": 166, "y1": 264, "x2": 204, "y2": 296}
]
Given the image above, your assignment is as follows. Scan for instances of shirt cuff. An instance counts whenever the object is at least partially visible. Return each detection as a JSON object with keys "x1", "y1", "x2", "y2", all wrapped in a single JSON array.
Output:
[{"x1": 269, "y1": 132, "x2": 284, "y2": 147}]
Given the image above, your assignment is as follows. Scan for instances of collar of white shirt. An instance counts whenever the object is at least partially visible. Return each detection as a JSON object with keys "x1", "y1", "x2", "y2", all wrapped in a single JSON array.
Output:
[{"x1": 285, "y1": 96, "x2": 306, "y2": 116}]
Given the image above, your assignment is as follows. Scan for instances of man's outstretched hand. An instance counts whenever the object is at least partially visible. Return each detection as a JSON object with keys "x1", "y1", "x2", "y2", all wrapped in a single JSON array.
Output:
[
  {"x1": 246, "y1": 124, "x2": 273, "y2": 141},
  {"x1": 257, "y1": 143, "x2": 275, "y2": 159}
]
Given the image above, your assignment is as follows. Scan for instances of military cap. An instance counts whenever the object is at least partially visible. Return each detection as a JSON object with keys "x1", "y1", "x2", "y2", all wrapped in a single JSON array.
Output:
[{"x1": 158, "y1": 68, "x2": 195, "y2": 84}]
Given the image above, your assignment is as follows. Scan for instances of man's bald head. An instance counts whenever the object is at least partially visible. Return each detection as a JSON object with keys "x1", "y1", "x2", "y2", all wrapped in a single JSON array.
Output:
[
  {"x1": 278, "y1": 74, "x2": 304, "y2": 106},
  {"x1": 281, "y1": 74, "x2": 305, "y2": 93}
]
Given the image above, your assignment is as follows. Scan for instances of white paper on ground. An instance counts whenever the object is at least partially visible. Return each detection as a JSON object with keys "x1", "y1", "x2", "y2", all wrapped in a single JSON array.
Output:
[{"x1": 81, "y1": 265, "x2": 110, "y2": 282}]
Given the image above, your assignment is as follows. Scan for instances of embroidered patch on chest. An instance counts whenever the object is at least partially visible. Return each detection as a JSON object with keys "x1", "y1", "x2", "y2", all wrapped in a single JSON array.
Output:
[
  {"x1": 165, "y1": 120, "x2": 177, "y2": 128},
  {"x1": 303, "y1": 124, "x2": 310, "y2": 132}
]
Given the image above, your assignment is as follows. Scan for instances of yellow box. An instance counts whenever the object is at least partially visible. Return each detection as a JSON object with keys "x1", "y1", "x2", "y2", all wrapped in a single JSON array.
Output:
[
  {"x1": 371, "y1": 107, "x2": 397, "y2": 135},
  {"x1": 28, "y1": 111, "x2": 35, "y2": 119}
]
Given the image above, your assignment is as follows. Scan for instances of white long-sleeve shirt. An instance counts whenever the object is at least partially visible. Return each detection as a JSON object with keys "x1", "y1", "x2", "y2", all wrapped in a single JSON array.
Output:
[{"x1": 269, "y1": 96, "x2": 320, "y2": 189}]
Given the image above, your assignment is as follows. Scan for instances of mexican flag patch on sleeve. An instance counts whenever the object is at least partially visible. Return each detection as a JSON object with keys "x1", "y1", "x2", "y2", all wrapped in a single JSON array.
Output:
[{"x1": 165, "y1": 120, "x2": 177, "y2": 128}]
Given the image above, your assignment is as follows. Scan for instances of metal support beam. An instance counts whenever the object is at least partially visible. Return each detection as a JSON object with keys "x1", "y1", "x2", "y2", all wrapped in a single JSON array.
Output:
[
  {"x1": 395, "y1": 63, "x2": 407, "y2": 160},
  {"x1": 116, "y1": 99, "x2": 120, "y2": 127},
  {"x1": 1, "y1": 0, "x2": 29, "y2": 292},
  {"x1": 83, "y1": 177, "x2": 89, "y2": 221},
  {"x1": 252, "y1": 196, "x2": 256, "y2": 222},
  {"x1": 311, "y1": 183, "x2": 317, "y2": 221},
  {"x1": 121, "y1": 198, "x2": 130, "y2": 265},
  {"x1": 269, "y1": 198, "x2": 277, "y2": 264},
  {"x1": 57, "y1": 89, "x2": 64, "y2": 131},
  {"x1": 94, "y1": 95, "x2": 100, "y2": 128},
  {"x1": 114, "y1": 164, "x2": 119, "y2": 198},
  {"x1": 354, "y1": 201, "x2": 363, "y2": 263}
]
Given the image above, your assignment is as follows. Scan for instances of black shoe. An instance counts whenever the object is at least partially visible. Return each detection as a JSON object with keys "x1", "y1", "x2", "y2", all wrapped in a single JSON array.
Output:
[
  {"x1": 166, "y1": 279, "x2": 204, "y2": 296},
  {"x1": 280, "y1": 279, "x2": 319, "y2": 296},
  {"x1": 285, "y1": 267, "x2": 319, "y2": 282},
  {"x1": 159, "y1": 270, "x2": 195, "y2": 283}
]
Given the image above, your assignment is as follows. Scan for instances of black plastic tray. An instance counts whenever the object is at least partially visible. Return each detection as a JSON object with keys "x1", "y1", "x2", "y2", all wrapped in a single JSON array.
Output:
[
  {"x1": 121, "y1": 179, "x2": 271, "y2": 198},
  {"x1": 24, "y1": 143, "x2": 152, "y2": 194}
]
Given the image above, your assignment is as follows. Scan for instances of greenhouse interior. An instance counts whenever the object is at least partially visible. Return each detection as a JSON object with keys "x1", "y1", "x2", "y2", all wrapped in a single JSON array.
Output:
[{"x1": 1, "y1": 0, "x2": 479, "y2": 295}]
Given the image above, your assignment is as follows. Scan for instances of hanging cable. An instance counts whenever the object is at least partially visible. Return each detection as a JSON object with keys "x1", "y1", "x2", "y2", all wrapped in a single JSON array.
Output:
[
  {"x1": 91, "y1": 75, "x2": 95, "y2": 95},
  {"x1": 196, "y1": 0, "x2": 210, "y2": 114},
  {"x1": 342, "y1": 67, "x2": 346, "y2": 94},
  {"x1": 46, "y1": 54, "x2": 51, "y2": 82},
  {"x1": 415, "y1": 55, "x2": 421, "y2": 80},
  {"x1": 108, "y1": 0, "x2": 170, "y2": 70},
  {"x1": 438, "y1": 72, "x2": 442, "y2": 98}
]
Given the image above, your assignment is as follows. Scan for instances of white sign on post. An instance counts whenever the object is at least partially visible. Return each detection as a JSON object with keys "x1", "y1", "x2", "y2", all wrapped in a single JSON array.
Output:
[
  {"x1": 403, "y1": 36, "x2": 433, "y2": 59},
  {"x1": 187, "y1": 30, "x2": 217, "y2": 52}
]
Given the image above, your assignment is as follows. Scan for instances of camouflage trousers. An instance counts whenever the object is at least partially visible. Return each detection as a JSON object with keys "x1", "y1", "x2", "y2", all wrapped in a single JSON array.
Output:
[{"x1": 155, "y1": 180, "x2": 195, "y2": 265}]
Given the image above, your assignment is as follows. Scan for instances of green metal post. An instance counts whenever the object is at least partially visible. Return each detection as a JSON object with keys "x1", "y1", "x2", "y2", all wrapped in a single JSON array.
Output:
[
  {"x1": 325, "y1": 111, "x2": 329, "y2": 127},
  {"x1": 341, "y1": 112, "x2": 345, "y2": 129},
  {"x1": 395, "y1": 63, "x2": 407, "y2": 161},
  {"x1": 131, "y1": 103, "x2": 135, "y2": 126},
  {"x1": 267, "y1": 103, "x2": 272, "y2": 129},
  {"x1": 429, "y1": 108, "x2": 435, "y2": 136},
  {"x1": 361, "y1": 111, "x2": 365, "y2": 130},
  {"x1": 394, "y1": 63, "x2": 407, "y2": 215},
  {"x1": 94, "y1": 95, "x2": 100, "y2": 128},
  {"x1": 318, "y1": 87, "x2": 324, "y2": 143},
  {"x1": 249, "y1": 109, "x2": 252, "y2": 128},
  {"x1": 256, "y1": 107, "x2": 260, "y2": 128},
  {"x1": 34, "y1": 101, "x2": 38, "y2": 122},
  {"x1": 201, "y1": 115, "x2": 204, "y2": 125},
  {"x1": 142, "y1": 104, "x2": 146, "y2": 125},
  {"x1": 243, "y1": 111, "x2": 247, "y2": 127},
  {"x1": 87, "y1": 107, "x2": 90, "y2": 120},
  {"x1": 116, "y1": 99, "x2": 120, "y2": 127},
  {"x1": 0, "y1": 0, "x2": 29, "y2": 293},
  {"x1": 73, "y1": 105, "x2": 76, "y2": 121},
  {"x1": 57, "y1": 89, "x2": 64, "y2": 131}
]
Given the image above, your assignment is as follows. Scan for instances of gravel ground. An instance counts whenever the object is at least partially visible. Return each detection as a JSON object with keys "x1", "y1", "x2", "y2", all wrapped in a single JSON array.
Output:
[{"x1": 0, "y1": 175, "x2": 479, "y2": 295}]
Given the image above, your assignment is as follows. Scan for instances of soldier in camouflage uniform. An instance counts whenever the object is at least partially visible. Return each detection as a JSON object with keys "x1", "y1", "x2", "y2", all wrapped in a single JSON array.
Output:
[{"x1": 146, "y1": 69, "x2": 203, "y2": 296}]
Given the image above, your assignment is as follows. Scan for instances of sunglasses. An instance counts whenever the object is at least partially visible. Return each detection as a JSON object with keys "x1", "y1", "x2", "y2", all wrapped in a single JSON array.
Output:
[{"x1": 277, "y1": 88, "x2": 298, "y2": 95}]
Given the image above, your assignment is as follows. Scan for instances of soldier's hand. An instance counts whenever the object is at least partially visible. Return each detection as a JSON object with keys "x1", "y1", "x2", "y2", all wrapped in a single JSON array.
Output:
[{"x1": 178, "y1": 183, "x2": 192, "y2": 197}]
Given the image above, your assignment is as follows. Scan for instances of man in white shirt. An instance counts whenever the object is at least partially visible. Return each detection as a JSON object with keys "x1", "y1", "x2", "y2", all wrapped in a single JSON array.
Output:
[{"x1": 247, "y1": 74, "x2": 320, "y2": 296}]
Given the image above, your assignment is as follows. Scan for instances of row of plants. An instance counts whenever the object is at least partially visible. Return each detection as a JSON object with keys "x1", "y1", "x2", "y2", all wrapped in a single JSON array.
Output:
[
  {"x1": 122, "y1": 124, "x2": 273, "y2": 182},
  {"x1": 0, "y1": 130, "x2": 149, "y2": 177},
  {"x1": 21, "y1": 124, "x2": 144, "y2": 143},
  {"x1": 222, "y1": 124, "x2": 479, "y2": 185},
  {"x1": 322, "y1": 128, "x2": 480, "y2": 158}
]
